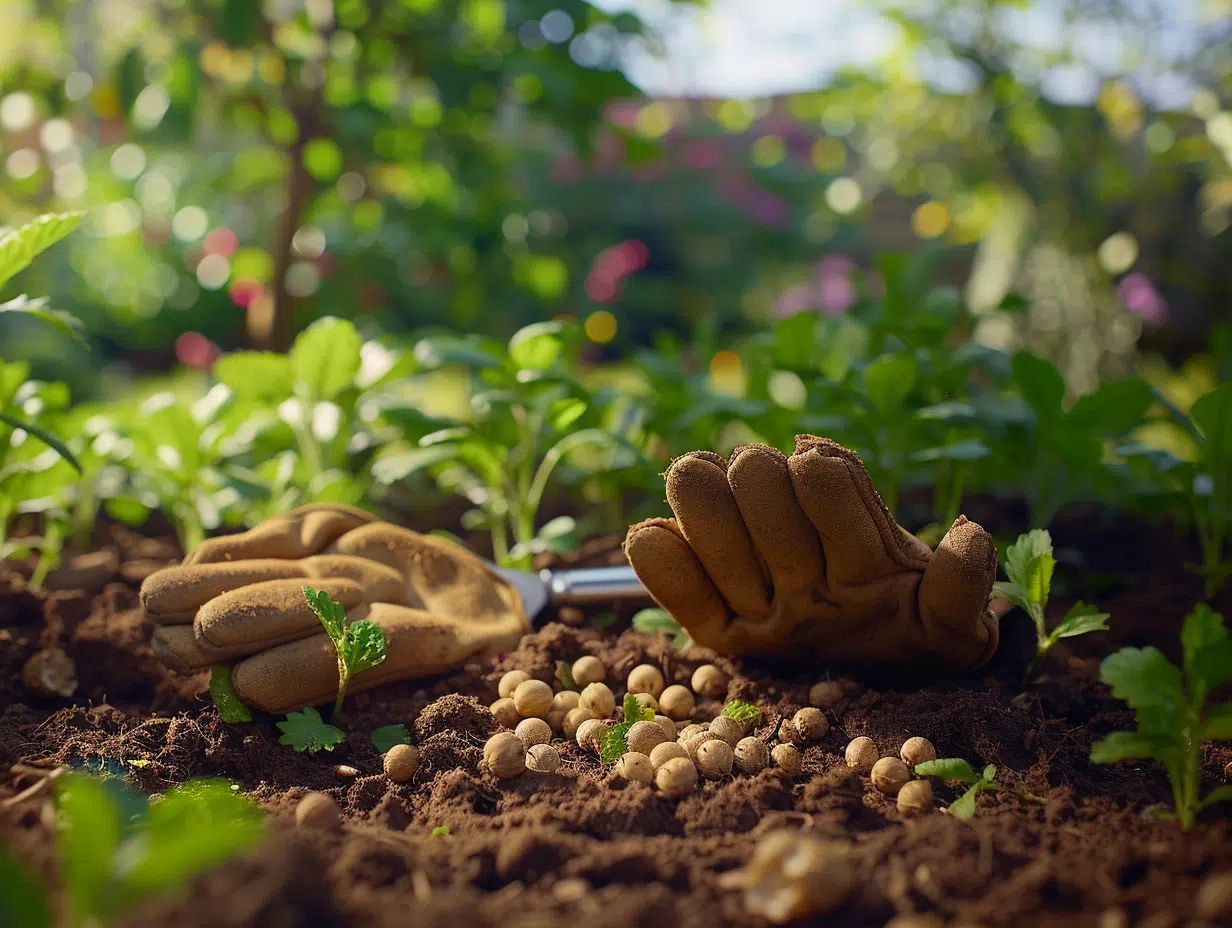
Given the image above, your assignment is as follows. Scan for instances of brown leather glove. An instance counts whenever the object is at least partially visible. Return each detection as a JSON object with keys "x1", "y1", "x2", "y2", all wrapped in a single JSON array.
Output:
[
  {"x1": 623, "y1": 436, "x2": 999, "y2": 673},
  {"x1": 140, "y1": 504, "x2": 530, "y2": 713}
]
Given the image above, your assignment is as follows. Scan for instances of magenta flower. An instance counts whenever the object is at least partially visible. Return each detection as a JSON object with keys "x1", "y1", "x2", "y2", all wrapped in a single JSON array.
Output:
[{"x1": 1117, "y1": 272, "x2": 1167, "y2": 326}]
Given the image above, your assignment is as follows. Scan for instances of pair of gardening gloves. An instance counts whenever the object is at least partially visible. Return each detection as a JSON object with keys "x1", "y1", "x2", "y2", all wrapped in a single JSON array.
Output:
[{"x1": 141, "y1": 436, "x2": 999, "y2": 714}]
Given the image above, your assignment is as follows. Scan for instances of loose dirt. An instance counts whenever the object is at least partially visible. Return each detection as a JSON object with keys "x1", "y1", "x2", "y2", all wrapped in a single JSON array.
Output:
[{"x1": 2, "y1": 512, "x2": 1231, "y2": 928}]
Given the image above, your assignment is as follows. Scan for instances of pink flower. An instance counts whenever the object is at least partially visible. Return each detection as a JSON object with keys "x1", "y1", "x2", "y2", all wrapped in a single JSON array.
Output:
[
  {"x1": 816, "y1": 254, "x2": 857, "y2": 314},
  {"x1": 1117, "y1": 272, "x2": 1167, "y2": 326},
  {"x1": 773, "y1": 282, "x2": 816, "y2": 318},
  {"x1": 175, "y1": 332, "x2": 221, "y2": 371}
]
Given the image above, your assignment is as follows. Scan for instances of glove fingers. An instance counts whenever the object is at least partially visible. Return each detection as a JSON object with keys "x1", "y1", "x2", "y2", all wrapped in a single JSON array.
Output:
[
  {"x1": 623, "y1": 517, "x2": 732, "y2": 650},
  {"x1": 141, "y1": 560, "x2": 308, "y2": 623},
  {"x1": 183, "y1": 503, "x2": 375, "y2": 565},
  {"x1": 195, "y1": 577, "x2": 365, "y2": 650},
  {"x1": 665, "y1": 452, "x2": 771, "y2": 617},
  {"x1": 787, "y1": 436, "x2": 930, "y2": 587},
  {"x1": 726, "y1": 444, "x2": 825, "y2": 601},
  {"x1": 918, "y1": 515, "x2": 1000, "y2": 668},
  {"x1": 151, "y1": 625, "x2": 256, "y2": 672}
]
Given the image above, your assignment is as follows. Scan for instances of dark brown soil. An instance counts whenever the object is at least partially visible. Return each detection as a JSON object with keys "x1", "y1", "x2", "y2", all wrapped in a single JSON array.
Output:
[{"x1": 2, "y1": 513, "x2": 1232, "y2": 928}]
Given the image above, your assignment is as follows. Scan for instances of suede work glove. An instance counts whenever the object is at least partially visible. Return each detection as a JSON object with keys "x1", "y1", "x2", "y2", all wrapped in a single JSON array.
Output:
[
  {"x1": 140, "y1": 504, "x2": 530, "y2": 713},
  {"x1": 623, "y1": 436, "x2": 999, "y2": 673}
]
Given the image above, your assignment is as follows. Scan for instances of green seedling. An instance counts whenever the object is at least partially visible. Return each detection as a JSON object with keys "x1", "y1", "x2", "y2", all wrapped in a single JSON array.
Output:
[
  {"x1": 208, "y1": 666, "x2": 254, "y2": 723},
  {"x1": 1090, "y1": 604, "x2": 1232, "y2": 830},
  {"x1": 371, "y1": 724, "x2": 410, "y2": 753},
  {"x1": 303, "y1": 586, "x2": 388, "y2": 715},
  {"x1": 914, "y1": 758, "x2": 1044, "y2": 819},
  {"x1": 631, "y1": 607, "x2": 694, "y2": 650},
  {"x1": 277, "y1": 707, "x2": 346, "y2": 754},
  {"x1": 431, "y1": 825, "x2": 450, "y2": 837},
  {"x1": 554, "y1": 660, "x2": 581, "y2": 692},
  {"x1": 994, "y1": 528, "x2": 1110, "y2": 685},
  {"x1": 722, "y1": 699, "x2": 762, "y2": 726},
  {"x1": 598, "y1": 693, "x2": 658, "y2": 763}
]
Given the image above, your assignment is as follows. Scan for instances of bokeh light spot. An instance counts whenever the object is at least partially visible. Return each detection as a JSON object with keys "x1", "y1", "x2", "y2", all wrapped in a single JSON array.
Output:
[
  {"x1": 196, "y1": 253, "x2": 231, "y2": 289},
  {"x1": 172, "y1": 206, "x2": 208, "y2": 242},
  {"x1": 751, "y1": 135, "x2": 785, "y2": 167},
  {"x1": 585, "y1": 310, "x2": 617, "y2": 343},
  {"x1": 825, "y1": 177, "x2": 862, "y2": 214},
  {"x1": 0, "y1": 93, "x2": 35, "y2": 131},
  {"x1": 110, "y1": 143, "x2": 147, "y2": 180},
  {"x1": 911, "y1": 201, "x2": 950, "y2": 239},
  {"x1": 1098, "y1": 232, "x2": 1139, "y2": 274}
]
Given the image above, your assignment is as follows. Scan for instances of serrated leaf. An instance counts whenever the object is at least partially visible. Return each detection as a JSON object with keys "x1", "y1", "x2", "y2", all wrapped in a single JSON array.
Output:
[
  {"x1": 208, "y1": 666, "x2": 254, "y2": 723},
  {"x1": 947, "y1": 783, "x2": 980, "y2": 819},
  {"x1": 598, "y1": 723, "x2": 631, "y2": 763},
  {"x1": 1002, "y1": 530, "x2": 1055, "y2": 606},
  {"x1": 914, "y1": 758, "x2": 980, "y2": 783},
  {"x1": 371, "y1": 724, "x2": 410, "y2": 753},
  {"x1": 721, "y1": 699, "x2": 762, "y2": 725},
  {"x1": 555, "y1": 660, "x2": 580, "y2": 692},
  {"x1": 1049, "y1": 603, "x2": 1110, "y2": 641},
  {"x1": 1181, "y1": 604, "x2": 1232, "y2": 692},
  {"x1": 277, "y1": 708, "x2": 345, "y2": 754},
  {"x1": 290, "y1": 316, "x2": 363, "y2": 401},
  {"x1": 623, "y1": 692, "x2": 655, "y2": 724},
  {"x1": 304, "y1": 586, "x2": 346, "y2": 641},
  {"x1": 1098, "y1": 646, "x2": 1184, "y2": 714},
  {"x1": 508, "y1": 321, "x2": 566, "y2": 371},
  {"x1": 0, "y1": 212, "x2": 83, "y2": 291},
  {"x1": 342, "y1": 619, "x2": 387, "y2": 675}
]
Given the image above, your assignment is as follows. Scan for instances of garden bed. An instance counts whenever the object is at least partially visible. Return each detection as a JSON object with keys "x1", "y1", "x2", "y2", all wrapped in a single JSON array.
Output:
[{"x1": 2, "y1": 511, "x2": 1231, "y2": 928}]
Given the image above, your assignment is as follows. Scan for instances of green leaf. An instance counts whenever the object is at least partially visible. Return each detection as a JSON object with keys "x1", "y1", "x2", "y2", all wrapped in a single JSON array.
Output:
[
  {"x1": 508, "y1": 321, "x2": 566, "y2": 371},
  {"x1": 212, "y1": 352, "x2": 293, "y2": 402},
  {"x1": 598, "y1": 724, "x2": 630, "y2": 763},
  {"x1": 1189, "y1": 381, "x2": 1232, "y2": 462},
  {"x1": 370, "y1": 444, "x2": 460, "y2": 484},
  {"x1": 0, "y1": 295, "x2": 85, "y2": 343},
  {"x1": 1012, "y1": 350, "x2": 1065, "y2": 418},
  {"x1": 914, "y1": 758, "x2": 980, "y2": 783},
  {"x1": 1098, "y1": 646, "x2": 1184, "y2": 714},
  {"x1": 0, "y1": 845, "x2": 51, "y2": 928},
  {"x1": 992, "y1": 581, "x2": 1030, "y2": 612},
  {"x1": 290, "y1": 316, "x2": 363, "y2": 401},
  {"x1": 0, "y1": 412, "x2": 82, "y2": 474},
  {"x1": 863, "y1": 353, "x2": 918, "y2": 418},
  {"x1": 982, "y1": 764, "x2": 997, "y2": 782},
  {"x1": 909, "y1": 439, "x2": 991, "y2": 463},
  {"x1": 1067, "y1": 378, "x2": 1153, "y2": 436},
  {"x1": 948, "y1": 783, "x2": 981, "y2": 819},
  {"x1": 277, "y1": 708, "x2": 346, "y2": 753},
  {"x1": 721, "y1": 699, "x2": 762, "y2": 725},
  {"x1": 1049, "y1": 603, "x2": 1110, "y2": 641},
  {"x1": 0, "y1": 212, "x2": 83, "y2": 291},
  {"x1": 431, "y1": 825, "x2": 450, "y2": 837},
  {"x1": 342, "y1": 619, "x2": 387, "y2": 675},
  {"x1": 631, "y1": 607, "x2": 694, "y2": 649},
  {"x1": 1180, "y1": 604, "x2": 1231, "y2": 691},
  {"x1": 554, "y1": 660, "x2": 580, "y2": 692},
  {"x1": 624, "y1": 692, "x2": 656, "y2": 724},
  {"x1": 1002, "y1": 530, "x2": 1055, "y2": 607},
  {"x1": 303, "y1": 586, "x2": 347, "y2": 642},
  {"x1": 1198, "y1": 784, "x2": 1232, "y2": 810},
  {"x1": 413, "y1": 335, "x2": 503, "y2": 370},
  {"x1": 208, "y1": 666, "x2": 254, "y2": 723},
  {"x1": 1204, "y1": 703, "x2": 1232, "y2": 740},
  {"x1": 55, "y1": 773, "x2": 123, "y2": 926},
  {"x1": 1090, "y1": 730, "x2": 1171, "y2": 764},
  {"x1": 549, "y1": 397, "x2": 588, "y2": 431},
  {"x1": 371, "y1": 724, "x2": 410, "y2": 753}
]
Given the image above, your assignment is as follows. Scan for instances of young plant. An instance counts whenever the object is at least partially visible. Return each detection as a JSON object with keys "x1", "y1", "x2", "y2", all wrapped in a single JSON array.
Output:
[
  {"x1": 0, "y1": 211, "x2": 85, "y2": 342},
  {"x1": 598, "y1": 693, "x2": 658, "y2": 763},
  {"x1": 913, "y1": 758, "x2": 1044, "y2": 819},
  {"x1": 208, "y1": 666, "x2": 254, "y2": 724},
  {"x1": 371, "y1": 724, "x2": 410, "y2": 753},
  {"x1": 722, "y1": 699, "x2": 763, "y2": 726},
  {"x1": 631, "y1": 607, "x2": 694, "y2": 650},
  {"x1": 277, "y1": 708, "x2": 346, "y2": 754},
  {"x1": 304, "y1": 586, "x2": 387, "y2": 716},
  {"x1": 994, "y1": 528, "x2": 1110, "y2": 685},
  {"x1": 1090, "y1": 604, "x2": 1232, "y2": 830}
]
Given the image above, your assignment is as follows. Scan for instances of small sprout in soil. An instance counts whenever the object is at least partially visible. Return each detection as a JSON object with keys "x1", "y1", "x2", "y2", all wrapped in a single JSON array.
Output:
[
  {"x1": 655, "y1": 756, "x2": 698, "y2": 797},
  {"x1": 914, "y1": 758, "x2": 1044, "y2": 819},
  {"x1": 499, "y1": 670, "x2": 531, "y2": 698},
  {"x1": 371, "y1": 723, "x2": 410, "y2": 754},
  {"x1": 615, "y1": 752, "x2": 654, "y2": 784},
  {"x1": 900, "y1": 737, "x2": 936, "y2": 767},
  {"x1": 383, "y1": 744, "x2": 420, "y2": 783},
  {"x1": 845, "y1": 737, "x2": 879, "y2": 772},
  {"x1": 650, "y1": 741, "x2": 689, "y2": 771},
  {"x1": 808, "y1": 680, "x2": 844, "y2": 709},
  {"x1": 303, "y1": 586, "x2": 388, "y2": 715},
  {"x1": 598, "y1": 694, "x2": 657, "y2": 762},
  {"x1": 571, "y1": 655, "x2": 605, "y2": 685},
  {"x1": 483, "y1": 732, "x2": 526, "y2": 779},
  {"x1": 278, "y1": 707, "x2": 346, "y2": 754},
  {"x1": 993, "y1": 529, "x2": 1110, "y2": 685},
  {"x1": 513, "y1": 679, "x2": 553, "y2": 718},
  {"x1": 515, "y1": 717, "x2": 552, "y2": 750},
  {"x1": 207, "y1": 665, "x2": 252, "y2": 723},
  {"x1": 771, "y1": 743, "x2": 802, "y2": 776},
  {"x1": 735, "y1": 737, "x2": 770, "y2": 774},
  {"x1": 871, "y1": 757, "x2": 911, "y2": 796},
  {"x1": 654, "y1": 714, "x2": 677, "y2": 741},
  {"x1": 580, "y1": 681, "x2": 616, "y2": 718},
  {"x1": 696, "y1": 738, "x2": 735, "y2": 779},
  {"x1": 692, "y1": 664, "x2": 730, "y2": 700},
  {"x1": 1090, "y1": 603, "x2": 1232, "y2": 830},
  {"x1": 563, "y1": 707, "x2": 596, "y2": 739},
  {"x1": 709, "y1": 714, "x2": 745, "y2": 747},
  {"x1": 554, "y1": 659, "x2": 580, "y2": 692},
  {"x1": 721, "y1": 699, "x2": 762, "y2": 727},
  {"x1": 490, "y1": 697, "x2": 520, "y2": 729},
  {"x1": 526, "y1": 743, "x2": 560, "y2": 773},
  {"x1": 628, "y1": 663, "x2": 666, "y2": 699},
  {"x1": 659, "y1": 684, "x2": 695, "y2": 720},
  {"x1": 431, "y1": 825, "x2": 450, "y2": 838},
  {"x1": 552, "y1": 690, "x2": 580, "y2": 714},
  {"x1": 792, "y1": 708, "x2": 829, "y2": 742},
  {"x1": 897, "y1": 778, "x2": 935, "y2": 815},
  {"x1": 576, "y1": 718, "x2": 609, "y2": 752},
  {"x1": 22, "y1": 647, "x2": 77, "y2": 699},
  {"x1": 627, "y1": 719, "x2": 668, "y2": 755},
  {"x1": 296, "y1": 791, "x2": 342, "y2": 830},
  {"x1": 717, "y1": 829, "x2": 855, "y2": 924},
  {"x1": 631, "y1": 606, "x2": 694, "y2": 650}
]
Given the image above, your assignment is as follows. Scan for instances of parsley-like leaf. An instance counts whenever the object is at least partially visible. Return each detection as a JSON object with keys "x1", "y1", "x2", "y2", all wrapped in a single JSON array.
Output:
[
  {"x1": 343, "y1": 619, "x2": 387, "y2": 675},
  {"x1": 1048, "y1": 602, "x2": 1110, "y2": 641},
  {"x1": 1002, "y1": 529, "x2": 1054, "y2": 607},
  {"x1": 208, "y1": 666, "x2": 253, "y2": 723},
  {"x1": 371, "y1": 724, "x2": 410, "y2": 753},
  {"x1": 304, "y1": 587, "x2": 388, "y2": 715},
  {"x1": 721, "y1": 699, "x2": 762, "y2": 725},
  {"x1": 304, "y1": 586, "x2": 346, "y2": 640},
  {"x1": 598, "y1": 694, "x2": 656, "y2": 763},
  {"x1": 277, "y1": 708, "x2": 345, "y2": 754}
]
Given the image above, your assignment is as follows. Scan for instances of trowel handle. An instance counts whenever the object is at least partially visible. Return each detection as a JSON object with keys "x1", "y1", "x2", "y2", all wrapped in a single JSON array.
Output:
[{"x1": 540, "y1": 565, "x2": 649, "y2": 605}]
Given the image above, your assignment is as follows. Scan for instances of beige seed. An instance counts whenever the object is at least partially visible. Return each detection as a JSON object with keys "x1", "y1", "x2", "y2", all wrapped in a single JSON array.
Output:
[
  {"x1": 483, "y1": 732, "x2": 526, "y2": 779},
  {"x1": 576, "y1": 718, "x2": 609, "y2": 752},
  {"x1": 649, "y1": 741, "x2": 689, "y2": 771},
  {"x1": 655, "y1": 756, "x2": 698, "y2": 798},
  {"x1": 708, "y1": 715, "x2": 744, "y2": 747},
  {"x1": 771, "y1": 743, "x2": 802, "y2": 776},
  {"x1": 579, "y1": 682, "x2": 616, "y2": 718},
  {"x1": 778, "y1": 721, "x2": 803, "y2": 745},
  {"x1": 490, "y1": 697, "x2": 521, "y2": 729},
  {"x1": 871, "y1": 757, "x2": 910, "y2": 796},
  {"x1": 734, "y1": 737, "x2": 770, "y2": 775},
  {"x1": 900, "y1": 737, "x2": 936, "y2": 768},
  {"x1": 844, "y1": 736, "x2": 879, "y2": 772},
  {"x1": 551, "y1": 690, "x2": 580, "y2": 713},
  {"x1": 682, "y1": 729, "x2": 719, "y2": 763},
  {"x1": 658, "y1": 684, "x2": 695, "y2": 721},
  {"x1": 513, "y1": 679, "x2": 554, "y2": 719},
  {"x1": 627, "y1": 663, "x2": 666, "y2": 699},
  {"x1": 632, "y1": 692, "x2": 660, "y2": 714},
  {"x1": 615, "y1": 752, "x2": 654, "y2": 784},
  {"x1": 678, "y1": 723, "x2": 706, "y2": 741},
  {"x1": 571, "y1": 655, "x2": 606, "y2": 686},
  {"x1": 696, "y1": 739, "x2": 735, "y2": 779},
  {"x1": 808, "y1": 680, "x2": 844, "y2": 709},
  {"x1": 1197, "y1": 871, "x2": 1232, "y2": 918},
  {"x1": 383, "y1": 744, "x2": 420, "y2": 783},
  {"x1": 896, "y1": 778, "x2": 934, "y2": 815},
  {"x1": 498, "y1": 670, "x2": 530, "y2": 699},
  {"x1": 526, "y1": 743, "x2": 560, "y2": 774},
  {"x1": 626, "y1": 720, "x2": 668, "y2": 755},
  {"x1": 792, "y1": 708, "x2": 829, "y2": 742},
  {"x1": 562, "y1": 707, "x2": 596, "y2": 739},
  {"x1": 515, "y1": 717, "x2": 552, "y2": 750},
  {"x1": 691, "y1": 664, "x2": 729, "y2": 700},
  {"x1": 22, "y1": 648, "x2": 77, "y2": 698},
  {"x1": 295, "y1": 792, "x2": 342, "y2": 831},
  {"x1": 654, "y1": 715, "x2": 677, "y2": 741},
  {"x1": 546, "y1": 708, "x2": 566, "y2": 734}
]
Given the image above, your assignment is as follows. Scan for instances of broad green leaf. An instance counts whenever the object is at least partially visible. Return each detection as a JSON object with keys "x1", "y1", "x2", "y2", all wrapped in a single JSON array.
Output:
[
  {"x1": 631, "y1": 607, "x2": 694, "y2": 649},
  {"x1": 1049, "y1": 603, "x2": 1110, "y2": 640},
  {"x1": 213, "y1": 352, "x2": 293, "y2": 402},
  {"x1": 55, "y1": 773, "x2": 123, "y2": 926},
  {"x1": 371, "y1": 724, "x2": 411, "y2": 753},
  {"x1": 0, "y1": 295, "x2": 85, "y2": 343},
  {"x1": 982, "y1": 764, "x2": 997, "y2": 781},
  {"x1": 863, "y1": 353, "x2": 918, "y2": 417},
  {"x1": 992, "y1": 581, "x2": 1030, "y2": 612},
  {"x1": 290, "y1": 317, "x2": 363, "y2": 400},
  {"x1": 1002, "y1": 529, "x2": 1054, "y2": 606},
  {"x1": 914, "y1": 758, "x2": 979, "y2": 783},
  {"x1": 412, "y1": 335, "x2": 503, "y2": 370},
  {"x1": 0, "y1": 845, "x2": 51, "y2": 928},
  {"x1": 1098, "y1": 647, "x2": 1184, "y2": 713},
  {"x1": 1011, "y1": 350, "x2": 1065, "y2": 418},
  {"x1": 208, "y1": 666, "x2": 254, "y2": 723},
  {"x1": 947, "y1": 783, "x2": 980, "y2": 819},
  {"x1": 508, "y1": 321, "x2": 567, "y2": 371},
  {"x1": 103, "y1": 497, "x2": 151, "y2": 526},
  {"x1": 914, "y1": 401, "x2": 977, "y2": 421},
  {"x1": 1090, "y1": 730, "x2": 1172, "y2": 764},
  {"x1": 370, "y1": 444, "x2": 460, "y2": 484},
  {"x1": 554, "y1": 660, "x2": 580, "y2": 692},
  {"x1": 0, "y1": 212, "x2": 83, "y2": 291},
  {"x1": 1180, "y1": 604, "x2": 1228, "y2": 681},
  {"x1": 1189, "y1": 381, "x2": 1232, "y2": 462},
  {"x1": 277, "y1": 708, "x2": 345, "y2": 753},
  {"x1": 1067, "y1": 378, "x2": 1153, "y2": 436},
  {"x1": 303, "y1": 586, "x2": 346, "y2": 641},
  {"x1": 549, "y1": 396, "x2": 588, "y2": 431},
  {"x1": 1204, "y1": 703, "x2": 1232, "y2": 740}
]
